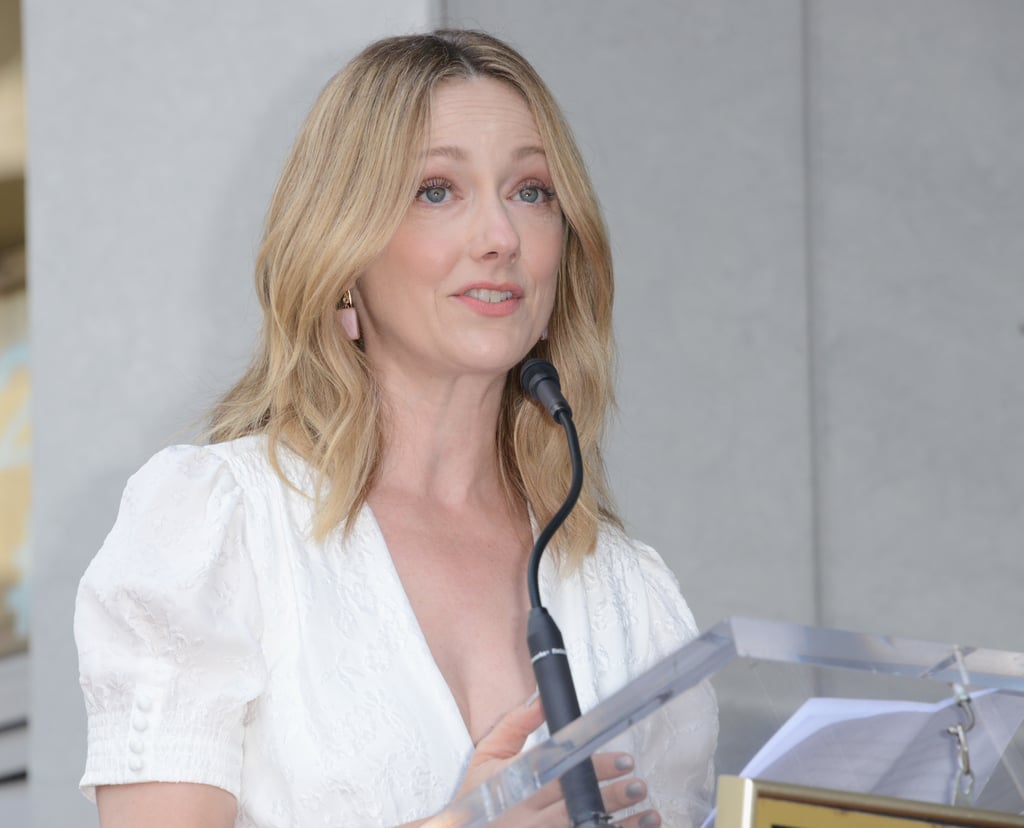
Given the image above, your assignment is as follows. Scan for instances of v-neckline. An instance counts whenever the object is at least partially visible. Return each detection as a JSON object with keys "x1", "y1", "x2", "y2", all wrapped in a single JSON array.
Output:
[
  {"x1": 359, "y1": 503, "x2": 478, "y2": 749},
  {"x1": 358, "y1": 503, "x2": 552, "y2": 749}
]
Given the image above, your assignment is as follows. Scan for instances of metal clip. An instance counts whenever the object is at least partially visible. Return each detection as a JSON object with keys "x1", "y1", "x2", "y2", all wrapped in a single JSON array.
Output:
[{"x1": 944, "y1": 680, "x2": 976, "y2": 806}]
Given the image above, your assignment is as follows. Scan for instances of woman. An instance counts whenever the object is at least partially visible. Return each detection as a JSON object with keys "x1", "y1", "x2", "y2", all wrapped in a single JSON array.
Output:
[{"x1": 74, "y1": 30, "x2": 718, "y2": 828}]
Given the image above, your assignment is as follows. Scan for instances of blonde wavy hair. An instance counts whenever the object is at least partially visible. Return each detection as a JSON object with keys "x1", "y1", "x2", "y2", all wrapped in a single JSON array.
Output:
[{"x1": 207, "y1": 29, "x2": 620, "y2": 564}]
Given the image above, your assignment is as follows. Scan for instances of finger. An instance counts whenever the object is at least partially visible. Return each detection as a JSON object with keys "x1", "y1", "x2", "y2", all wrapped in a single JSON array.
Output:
[
  {"x1": 523, "y1": 754, "x2": 634, "y2": 815},
  {"x1": 518, "y1": 755, "x2": 638, "y2": 819},
  {"x1": 613, "y1": 808, "x2": 662, "y2": 828},
  {"x1": 457, "y1": 697, "x2": 547, "y2": 804},
  {"x1": 600, "y1": 777, "x2": 649, "y2": 815},
  {"x1": 471, "y1": 695, "x2": 545, "y2": 763},
  {"x1": 520, "y1": 771, "x2": 649, "y2": 827},
  {"x1": 522, "y1": 788, "x2": 659, "y2": 828},
  {"x1": 591, "y1": 752, "x2": 636, "y2": 782}
]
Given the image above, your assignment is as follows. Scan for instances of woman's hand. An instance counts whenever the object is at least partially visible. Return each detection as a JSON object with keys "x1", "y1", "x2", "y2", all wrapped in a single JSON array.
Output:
[{"x1": 444, "y1": 696, "x2": 661, "y2": 828}]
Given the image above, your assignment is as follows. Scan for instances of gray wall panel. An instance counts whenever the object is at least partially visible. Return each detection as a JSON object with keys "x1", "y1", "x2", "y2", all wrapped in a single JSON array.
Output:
[{"x1": 809, "y1": 2, "x2": 1024, "y2": 651}]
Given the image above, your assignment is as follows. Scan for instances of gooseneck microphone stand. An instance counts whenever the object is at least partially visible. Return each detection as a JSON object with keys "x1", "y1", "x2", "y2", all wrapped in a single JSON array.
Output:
[{"x1": 520, "y1": 359, "x2": 610, "y2": 828}]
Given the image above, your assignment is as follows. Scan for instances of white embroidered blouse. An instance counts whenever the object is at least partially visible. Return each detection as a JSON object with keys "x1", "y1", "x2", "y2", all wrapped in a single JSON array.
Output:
[{"x1": 75, "y1": 436, "x2": 718, "y2": 827}]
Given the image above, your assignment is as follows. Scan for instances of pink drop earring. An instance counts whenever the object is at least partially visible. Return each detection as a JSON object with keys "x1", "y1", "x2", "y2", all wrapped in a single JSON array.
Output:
[{"x1": 338, "y1": 289, "x2": 360, "y2": 341}]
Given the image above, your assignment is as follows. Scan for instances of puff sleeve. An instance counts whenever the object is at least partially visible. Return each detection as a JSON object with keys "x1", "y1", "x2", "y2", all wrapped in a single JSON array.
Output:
[
  {"x1": 630, "y1": 544, "x2": 719, "y2": 828},
  {"x1": 74, "y1": 444, "x2": 267, "y2": 801}
]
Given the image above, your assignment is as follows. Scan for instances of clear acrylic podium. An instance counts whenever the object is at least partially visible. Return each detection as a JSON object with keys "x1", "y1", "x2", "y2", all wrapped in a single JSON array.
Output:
[{"x1": 424, "y1": 617, "x2": 1024, "y2": 827}]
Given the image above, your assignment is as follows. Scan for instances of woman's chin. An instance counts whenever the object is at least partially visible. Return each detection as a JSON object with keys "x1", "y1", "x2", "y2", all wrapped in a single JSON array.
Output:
[{"x1": 451, "y1": 334, "x2": 540, "y2": 376}]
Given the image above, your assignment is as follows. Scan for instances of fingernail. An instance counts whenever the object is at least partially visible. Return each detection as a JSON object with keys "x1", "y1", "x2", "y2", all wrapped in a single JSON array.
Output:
[
  {"x1": 614, "y1": 754, "x2": 634, "y2": 772},
  {"x1": 639, "y1": 813, "x2": 660, "y2": 828},
  {"x1": 626, "y1": 781, "x2": 646, "y2": 800},
  {"x1": 524, "y1": 687, "x2": 539, "y2": 707}
]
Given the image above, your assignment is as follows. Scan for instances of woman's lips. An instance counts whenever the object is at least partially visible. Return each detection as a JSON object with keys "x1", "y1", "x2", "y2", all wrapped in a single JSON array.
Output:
[{"x1": 454, "y1": 283, "x2": 523, "y2": 316}]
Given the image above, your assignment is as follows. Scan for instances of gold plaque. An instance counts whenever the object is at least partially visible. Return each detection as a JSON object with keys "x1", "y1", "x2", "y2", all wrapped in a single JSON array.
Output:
[{"x1": 715, "y1": 775, "x2": 1024, "y2": 828}]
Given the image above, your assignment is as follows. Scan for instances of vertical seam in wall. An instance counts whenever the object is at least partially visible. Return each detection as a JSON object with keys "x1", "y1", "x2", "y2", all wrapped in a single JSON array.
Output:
[
  {"x1": 800, "y1": 0, "x2": 825, "y2": 630},
  {"x1": 438, "y1": 0, "x2": 449, "y2": 27}
]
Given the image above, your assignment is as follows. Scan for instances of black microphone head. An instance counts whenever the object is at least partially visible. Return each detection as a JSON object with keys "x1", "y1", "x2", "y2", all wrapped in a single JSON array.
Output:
[
  {"x1": 520, "y1": 358, "x2": 571, "y2": 421},
  {"x1": 520, "y1": 358, "x2": 559, "y2": 399}
]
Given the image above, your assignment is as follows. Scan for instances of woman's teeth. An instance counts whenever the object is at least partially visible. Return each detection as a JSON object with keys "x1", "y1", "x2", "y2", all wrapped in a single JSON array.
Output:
[{"x1": 464, "y1": 289, "x2": 514, "y2": 303}]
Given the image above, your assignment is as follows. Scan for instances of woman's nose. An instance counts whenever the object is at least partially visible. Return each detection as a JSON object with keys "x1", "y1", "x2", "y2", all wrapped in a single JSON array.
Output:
[{"x1": 472, "y1": 194, "x2": 521, "y2": 262}]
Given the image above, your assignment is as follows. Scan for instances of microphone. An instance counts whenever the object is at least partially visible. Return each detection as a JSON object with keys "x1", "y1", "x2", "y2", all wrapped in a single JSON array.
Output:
[
  {"x1": 520, "y1": 358, "x2": 572, "y2": 422},
  {"x1": 519, "y1": 359, "x2": 610, "y2": 828}
]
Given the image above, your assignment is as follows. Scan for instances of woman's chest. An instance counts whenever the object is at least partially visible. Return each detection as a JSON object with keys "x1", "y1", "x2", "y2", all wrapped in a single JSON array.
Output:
[
  {"x1": 239, "y1": 547, "x2": 471, "y2": 823},
  {"x1": 234, "y1": 506, "x2": 636, "y2": 824},
  {"x1": 372, "y1": 499, "x2": 539, "y2": 741},
  {"x1": 403, "y1": 564, "x2": 536, "y2": 742}
]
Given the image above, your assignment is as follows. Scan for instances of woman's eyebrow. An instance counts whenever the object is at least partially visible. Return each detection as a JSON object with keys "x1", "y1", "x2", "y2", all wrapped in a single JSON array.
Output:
[
  {"x1": 512, "y1": 145, "x2": 546, "y2": 161},
  {"x1": 427, "y1": 145, "x2": 467, "y2": 160},
  {"x1": 423, "y1": 144, "x2": 546, "y2": 161}
]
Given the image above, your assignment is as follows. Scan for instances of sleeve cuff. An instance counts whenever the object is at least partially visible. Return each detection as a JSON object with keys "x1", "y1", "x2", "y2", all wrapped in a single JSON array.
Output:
[{"x1": 79, "y1": 683, "x2": 245, "y2": 802}]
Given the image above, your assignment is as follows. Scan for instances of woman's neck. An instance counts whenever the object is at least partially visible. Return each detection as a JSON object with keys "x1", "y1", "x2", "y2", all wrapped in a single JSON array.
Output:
[{"x1": 372, "y1": 370, "x2": 512, "y2": 510}]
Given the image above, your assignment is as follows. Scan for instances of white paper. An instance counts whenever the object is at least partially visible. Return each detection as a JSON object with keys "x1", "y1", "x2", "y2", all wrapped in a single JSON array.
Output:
[{"x1": 703, "y1": 689, "x2": 1024, "y2": 827}]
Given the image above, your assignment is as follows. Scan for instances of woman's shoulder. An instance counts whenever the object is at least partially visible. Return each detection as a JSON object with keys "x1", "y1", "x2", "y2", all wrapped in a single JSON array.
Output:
[
  {"x1": 89, "y1": 435, "x2": 313, "y2": 580},
  {"x1": 134, "y1": 433, "x2": 273, "y2": 480},
  {"x1": 589, "y1": 522, "x2": 687, "y2": 590},
  {"x1": 591, "y1": 522, "x2": 665, "y2": 568},
  {"x1": 548, "y1": 522, "x2": 704, "y2": 706},
  {"x1": 125, "y1": 434, "x2": 311, "y2": 502},
  {"x1": 584, "y1": 522, "x2": 700, "y2": 641}
]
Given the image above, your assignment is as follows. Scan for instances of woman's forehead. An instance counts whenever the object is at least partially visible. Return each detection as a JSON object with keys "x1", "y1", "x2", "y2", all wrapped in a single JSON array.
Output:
[{"x1": 426, "y1": 77, "x2": 542, "y2": 151}]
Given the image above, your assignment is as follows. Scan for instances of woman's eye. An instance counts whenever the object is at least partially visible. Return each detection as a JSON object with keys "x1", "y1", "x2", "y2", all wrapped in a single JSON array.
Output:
[
  {"x1": 416, "y1": 181, "x2": 452, "y2": 204},
  {"x1": 514, "y1": 184, "x2": 555, "y2": 204}
]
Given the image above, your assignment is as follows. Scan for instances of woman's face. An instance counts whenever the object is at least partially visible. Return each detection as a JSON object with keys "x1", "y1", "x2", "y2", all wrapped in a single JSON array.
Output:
[{"x1": 354, "y1": 77, "x2": 563, "y2": 389}]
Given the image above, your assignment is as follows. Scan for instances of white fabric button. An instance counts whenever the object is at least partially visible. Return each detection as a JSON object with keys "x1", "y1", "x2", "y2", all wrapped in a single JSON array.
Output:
[
  {"x1": 128, "y1": 757, "x2": 144, "y2": 772},
  {"x1": 135, "y1": 695, "x2": 153, "y2": 712},
  {"x1": 129, "y1": 739, "x2": 144, "y2": 754},
  {"x1": 131, "y1": 715, "x2": 148, "y2": 731}
]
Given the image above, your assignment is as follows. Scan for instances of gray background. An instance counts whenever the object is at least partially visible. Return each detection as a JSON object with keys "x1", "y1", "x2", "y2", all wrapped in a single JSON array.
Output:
[{"x1": 21, "y1": 1, "x2": 1024, "y2": 825}]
